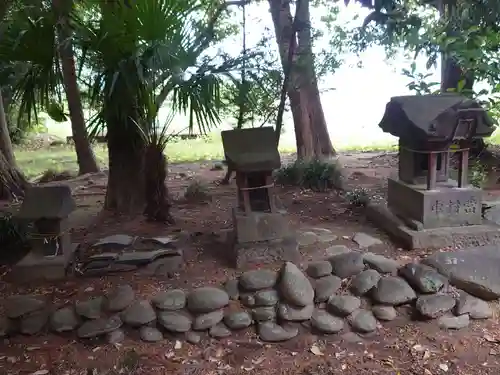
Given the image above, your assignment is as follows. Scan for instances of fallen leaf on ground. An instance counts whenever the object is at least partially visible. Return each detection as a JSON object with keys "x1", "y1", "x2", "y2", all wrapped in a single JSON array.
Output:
[
  {"x1": 483, "y1": 333, "x2": 500, "y2": 343},
  {"x1": 439, "y1": 363, "x2": 449, "y2": 372},
  {"x1": 251, "y1": 357, "x2": 265, "y2": 365},
  {"x1": 30, "y1": 371, "x2": 49, "y2": 375},
  {"x1": 310, "y1": 343, "x2": 324, "y2": 356}
]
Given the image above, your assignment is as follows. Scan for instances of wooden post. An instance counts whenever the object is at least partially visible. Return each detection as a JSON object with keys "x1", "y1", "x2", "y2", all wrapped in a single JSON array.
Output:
[
  {"x1": 241, "y1": 174, "x2": 252, "y2": 214},
  {"x1": 266, "y1": 174, "x2": 277, "y2": 213},
  {"x1": 457, "y1": 149, "x2": 469, "y2": 188},
  {"x1": 427, "y1": 152, "x2": 438, "y2": 190}
]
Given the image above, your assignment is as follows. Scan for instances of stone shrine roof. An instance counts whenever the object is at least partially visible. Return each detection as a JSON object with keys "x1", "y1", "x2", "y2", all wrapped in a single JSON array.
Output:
[
  {"x1": 221, "y1": 127, "x2": 281, "y2": 172},
  {"x1": 378, "y1": 94, "x2": 495, "y2": 146},
  {"x1": 17, "y1": 185, "x2": 76, "y2": 220}
]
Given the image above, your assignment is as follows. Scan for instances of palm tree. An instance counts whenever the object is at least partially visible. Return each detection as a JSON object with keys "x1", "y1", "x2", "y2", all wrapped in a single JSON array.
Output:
[
  {"x1": 73, "y1": 0, "x2": 245, "y2": 218},
  {"x1": 0, "y1": 0, "x2": 99, "y2": 176},
  {"x1": 52, "y1": 0, "x2": 100, "y2": 174},
  {"x1": 0, "y1": 0, "x2": 29, "y2": 200},
  {"x1": 1, "y1": 0, "x2": 246, "y2": 218}
]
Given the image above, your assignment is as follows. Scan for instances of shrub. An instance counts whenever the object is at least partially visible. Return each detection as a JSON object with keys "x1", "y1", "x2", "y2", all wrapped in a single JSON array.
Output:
[
  {"x1": 274, "y1": 158, "x2": 344, "y2": 191},
  {"x1": 184, "y1": 179, "x2": 212, "y2": 202},
  {"x1": 0, "y1": 212, "x2": 29, "y2": 251},
  {"x1": 469, "y1": 160, "x2": 488, "y2": 188},
  {"x1": 38, "y1": 169, "x2": 75, "y2": 183},
  {"x1": 345, "y1": 187, "x2": 370, "y2": 207}
]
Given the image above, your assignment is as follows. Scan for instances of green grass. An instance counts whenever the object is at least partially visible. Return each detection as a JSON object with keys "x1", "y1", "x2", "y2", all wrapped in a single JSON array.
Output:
[{"x1": 14, "y1": 130, "x2": 500, "y2": 179}]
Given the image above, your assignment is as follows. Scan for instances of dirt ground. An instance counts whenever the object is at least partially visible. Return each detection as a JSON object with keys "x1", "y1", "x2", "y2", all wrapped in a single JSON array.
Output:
[{"x1": 2, "y1": 151, "x2": 500, "y2": 375}]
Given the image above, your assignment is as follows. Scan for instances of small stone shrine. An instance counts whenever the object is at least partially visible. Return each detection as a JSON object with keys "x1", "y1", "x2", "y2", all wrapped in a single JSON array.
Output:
[
  {"x1": 221, "y1": 127, "x2": 299, "y2": 268},
  {"x1": 11, "y1": 184, "x2": 79, "y2": 282},
  {"x1": 366, "y1": 94, "x2": 499, "y2": 249}
]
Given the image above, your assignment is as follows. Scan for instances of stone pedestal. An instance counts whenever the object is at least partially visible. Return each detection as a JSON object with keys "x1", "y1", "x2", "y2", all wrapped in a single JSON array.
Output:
[
  {"x1": 10, "y1": 243, "x2": 80, "y2": 283},
  {"x1": 387, "y1": 177, "x2": 482, "y2": 229},
  {"x1": 366, "y1": 203, "x2": 500, "y2": 250},
  {"x1": 230, "y1": 208, "x2": 299, "y2": 268}
]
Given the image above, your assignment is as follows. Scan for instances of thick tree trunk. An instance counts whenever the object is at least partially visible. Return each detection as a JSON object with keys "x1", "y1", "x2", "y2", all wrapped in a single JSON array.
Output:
[
  {"x1": 53, "y1": 0, "x2": 100, "y2": 175},
  {"x1": 268, "y1": 0, "x2": 334, "y2": 160},
  {"x1": 0, "y1": 88, "x2": 28, "y2": 199},
  {"x1": 0, "y1": 89, "x2": 15, "y2": 166},
  {"x1": 144, "y1": 145, "x2": 173, "y2": 222},
  {"x1": 104, "y1": 115, "x2": 146, "y2": 214},
  {"x1": 294, "y1": 0, "x2": 335, "y2": 158},
  {"x1": 441, "y1": 57, "x2": 474, "y2": 93}
]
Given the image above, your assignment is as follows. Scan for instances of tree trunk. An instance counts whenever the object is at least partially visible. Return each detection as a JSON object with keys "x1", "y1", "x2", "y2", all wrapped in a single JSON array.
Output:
[
  {"x1": 0, "y1": 88, "x2": 28, "y2": 199},
  {"x1": 104, "y1": 119, "x2": 145, "y2": 215},
  {"x1": 268, "y1": 0, "x2": 334, "y2": 160},
  {"x1": 0, "y1": 89, "x2": 16, "y2": 166},
  {"x1": 144, "y1": 144, "x2": 173, "y2": 222},
  {"x1": 294, "y1": 0, "x2": 335, "y2": 158},
  {"x1": 104, "y1": 114, "x2": 146, "y2": 214},
  {"x1": 53, "y1": 0, "x2": 100, "y2": 175}
]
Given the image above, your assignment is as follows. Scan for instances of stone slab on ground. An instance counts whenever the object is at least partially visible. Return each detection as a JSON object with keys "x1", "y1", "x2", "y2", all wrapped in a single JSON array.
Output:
[
  {"x1": 92, "y1": 234, "x2": 136, "y2": 249},
  {"x1": 366, "y1": 202, "x2": 500, "y2": 249},
  {"x1": 115, "y1": 249, "x2": 182, "y2": 266},
  {"x1": 422, "y1": 246, "x2": 500, "y2": 300}
]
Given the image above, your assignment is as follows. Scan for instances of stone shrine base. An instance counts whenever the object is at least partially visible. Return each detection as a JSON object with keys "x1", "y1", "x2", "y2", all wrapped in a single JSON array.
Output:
[
  {"x1": 366, "y1": 202, "x2": 500, "y2": 249},
  {"x1": 228, "y1": 231, "x2": 300, "y2": 269},
  {"x1": 9, "y1": 243, "x2": 80, "y2": 283}
]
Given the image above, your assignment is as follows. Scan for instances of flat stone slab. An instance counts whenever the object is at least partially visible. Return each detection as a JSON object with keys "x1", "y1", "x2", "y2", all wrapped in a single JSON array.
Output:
[
  {"x1": 422, "y1": 246, "x2": 500, "y2": 300},
  {"x1": 366, "y1": 202, "x2": 500, "y2": 249},
  {"x1": 140, "y1": 236, "x2": 178, "y2": 247},
  {"x1": 92, "y1": 235, "x2": 135, "y2": 249},
  {"x1": 115, "y1": 249, "x2": 182, "y2": 266}
]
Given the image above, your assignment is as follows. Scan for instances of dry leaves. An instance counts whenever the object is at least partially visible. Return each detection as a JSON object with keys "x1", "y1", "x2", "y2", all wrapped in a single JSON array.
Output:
[
  {"x1": 310, "y1": 343, "x2": 324, "y2": 356},
  {"x1": 483, "y1": 333, "x2": 500, "y2": 343}
]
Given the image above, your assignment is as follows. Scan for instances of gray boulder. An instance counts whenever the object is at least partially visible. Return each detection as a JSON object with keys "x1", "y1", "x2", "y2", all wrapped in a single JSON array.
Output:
[
  {"x1": 152, "y1": 289, "x2": 186, "y2": 310},
  {"x1": 348, "y1": 309, "x2": 378, "y2": 333},
  {"x1": 314, "y1": 275, "x2": 342, "y2": 303},
  {"x1": 140, "y1": 327, "x2": 163, "y2": 342},
  {"x1": 306, "y1": 261, "x2": 333, "y2": 279},
  {"x1": 77, "y1": 316, "x2": 123, "y2": 339},
  {"x1": 371, "y1": 277, "x2": 417, "y2": 305},
  {"x1": 50, "y1": 306, "x2": 79, "y2": 333},
  {"x1": 157, "y1": 311, "x2": 192, "y2": 333},
  {"x1": 224, "y1": 311, "x2": 252, "y2": 330},
  {"x1": 75, "y1": 297, "x2": 103, "y2": 320},
  {"x1": 279, "y1": 262, "x2": 314, "y2": 306},
  {"x1": 278, "y1": 303, "x2": 314, "y2": 321},
  {"x1": 121, "y1": 300, "x2": 156, "y2": 327},
  {"x1": 187, "y1": 287, "x2": 229, "y2": 313},
  {"x1": 192, "y1": 310, "x2": 224, "y2": 331},
  {"x1": 329, "y1": 252, "x2": 365, "y2": 279},
  {"x1": 438, "y1": 314, "x2": 469, "y2": 330},
  {"x1": 422, "y1": 246, "x2": 500, "y2": 300},
  {"x1": 6, "y1": 295, "x2": 46, "y2": 319},
  {"x1": 252, "y1": 307, "x2": 276, "y2": 322},
  {"x1": 363, "y1": 253, "x2": 399, "y2": 274},
  {"x1": 258, "y1": 322, "x2": 298, "y2": 342},
  {"x1": 106, "y1": 284, "x2": 135, "y2": 312},
  {"x1": 455, "y1": 292, "x2": 492, "y2": 319},
  {"x1": 415, "y1": 294, "x2": 456, "y2": 319},
  {"x1": 398, "y1": 263, "x2": 446, "y2": 293},
  {"x1": 239, "y1": 269, "x2": 278, "y2": 291},
  {"x1": 310, "y1": 309, "x2": 344, "y2": 333},
  {"x1": 327, "y1": 295, "x2": 361, "y2": 317},
  {"x1": 350, "y1": 269, "x2": 381, "y2": 296},
  {"x1": 372, "y1": 305, "x2": 397, "y2": 321},
  {"x1": 254, "y1": 290, "x2": 279, "y2": 306}
]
